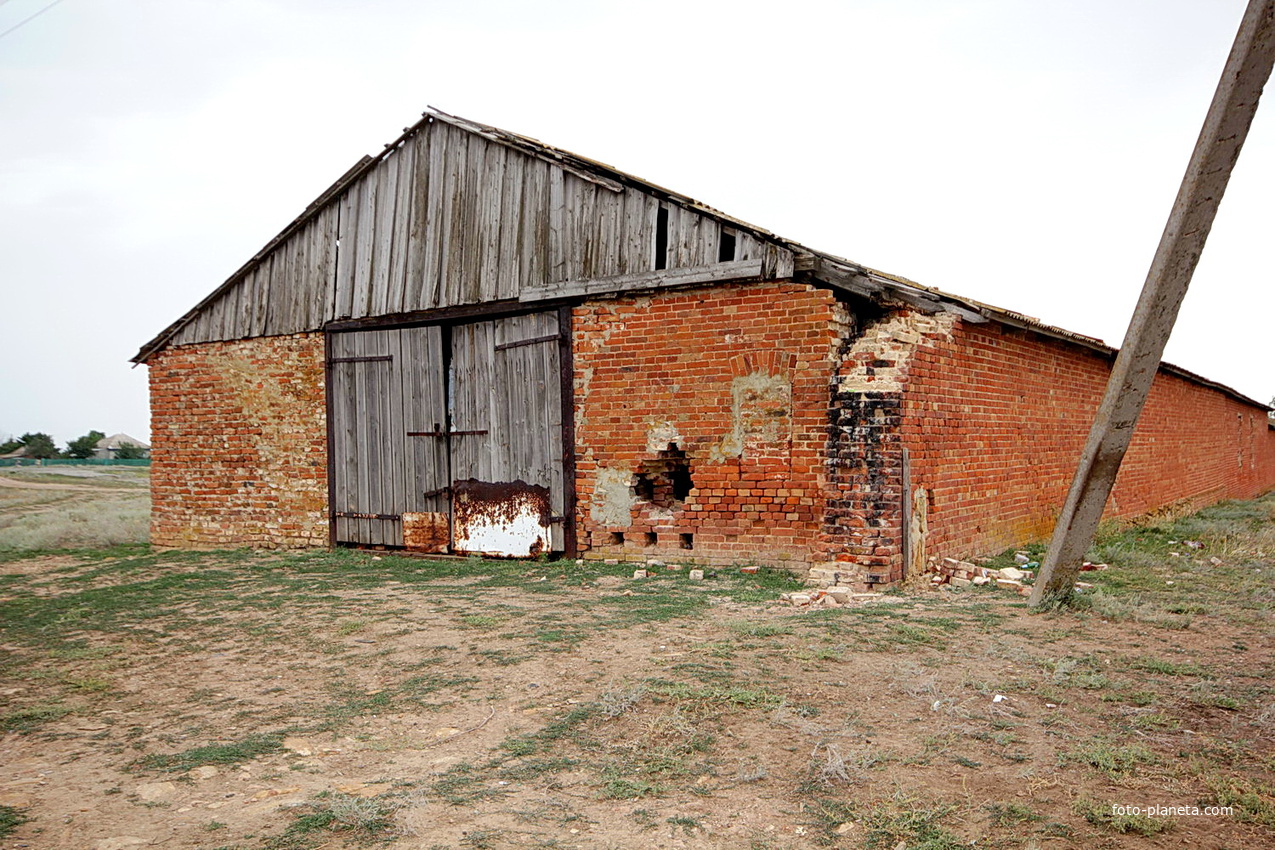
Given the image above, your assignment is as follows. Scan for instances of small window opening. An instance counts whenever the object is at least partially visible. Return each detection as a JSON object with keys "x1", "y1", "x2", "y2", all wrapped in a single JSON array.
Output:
[
  {"x1": 608, "y1": 531, "x2": 625, "y2": 545},
  {"x1": 632, "y1": 444, "x2": 694, "y2": 509},
  {"x1": 643, "y1": 531, "x2": 658, "y2": 547},
  {"x1": 679, "y1": 533, "x2": 694, "y2": 550},
  {"x1": 718, "y1": 229, "x2": 737, "y2": 263},
  {"x1": 654, "y1": 206, "x2": 669, "y2": 271}
]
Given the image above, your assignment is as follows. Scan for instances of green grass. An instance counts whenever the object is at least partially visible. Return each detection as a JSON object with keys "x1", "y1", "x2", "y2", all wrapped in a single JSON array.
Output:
[
  {"x1": 1062, "y1": 741, "x2": 1158, "y2": 780},
  {"x1": 1073, "y1": 798, "x2": 1172, "y2": 836},
  {"x1": 0, "y1": 805, "x2": 29, "y2": 838},
  {"x1": 134, "y1": 732, "x2": 285, "y2": 772},
  {"x1": 1, "y1": 702, "x2": 71, "y2": 733},
  {"x1": 266, "y1": 791, "x2": 400, "y2": 849}
]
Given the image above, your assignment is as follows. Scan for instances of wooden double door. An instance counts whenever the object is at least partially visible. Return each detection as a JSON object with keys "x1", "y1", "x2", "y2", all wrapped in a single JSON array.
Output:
[{"x1": 327, "y1": 311, "x2": 567, "y2": 556}]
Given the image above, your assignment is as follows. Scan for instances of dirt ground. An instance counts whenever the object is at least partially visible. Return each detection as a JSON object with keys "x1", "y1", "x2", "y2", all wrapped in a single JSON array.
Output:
[{"x1": 1, "y1": 495, "x2": 1273, "y2": 850}]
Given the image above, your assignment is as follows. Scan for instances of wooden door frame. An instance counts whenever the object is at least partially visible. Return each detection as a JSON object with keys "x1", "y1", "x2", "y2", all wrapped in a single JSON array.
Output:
[{"x1": 323, "y1": 303, "x2": 578, "y2": 557}]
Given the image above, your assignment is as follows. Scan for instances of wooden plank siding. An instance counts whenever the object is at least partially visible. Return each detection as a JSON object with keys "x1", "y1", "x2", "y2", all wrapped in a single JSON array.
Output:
[{"x1": 154, "y1": 116, "x2": 796, "y2": 352}]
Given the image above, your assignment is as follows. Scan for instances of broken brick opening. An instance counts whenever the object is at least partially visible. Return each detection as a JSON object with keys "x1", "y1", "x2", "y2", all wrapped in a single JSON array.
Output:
[{"x1": 632, "y1": 444, "x2": 694, "y2": 509}]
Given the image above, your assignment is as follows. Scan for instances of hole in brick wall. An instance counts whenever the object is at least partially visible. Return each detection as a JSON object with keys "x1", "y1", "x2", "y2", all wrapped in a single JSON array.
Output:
[
  {"x1": 608, "y1": 531, "x2": 625, "y2": 545},
  {"x1": 632, "y1": 444, "x2": 694, "y2": 510},
  {"x1": 643, "y1": 531, "x2": 658, "y2": 546},
  {"x1": 679, "y1": 533, "x2": 694, "y2": 550}
]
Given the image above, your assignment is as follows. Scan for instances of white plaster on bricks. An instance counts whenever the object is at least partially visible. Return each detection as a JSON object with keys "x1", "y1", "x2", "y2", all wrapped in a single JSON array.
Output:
[
  {"x1": 838, "y1": 311, "x2": 957, "y2": 393},
  {"x1": 590, "y1": 465, "x2": 636, "y2": 527}
]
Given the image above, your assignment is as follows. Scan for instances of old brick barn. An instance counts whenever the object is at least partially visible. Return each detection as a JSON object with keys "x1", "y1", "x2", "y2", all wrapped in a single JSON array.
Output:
[{"x1": 134, "y1": 109, "x2": 1275, "y2": 589}]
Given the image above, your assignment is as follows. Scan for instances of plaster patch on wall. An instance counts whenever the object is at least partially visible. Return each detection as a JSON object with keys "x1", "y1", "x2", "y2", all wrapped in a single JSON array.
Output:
[
  {"x1": 711, "y1": 371, "x2": 792, "y2": 461},
  {"x1": 839, "y1": 311, "x2": 957, "y2": 393},
  {"x1": 646, "y1": 421, "x2": 684, "y2": 454},
  {"x1": 590, "y1": 465, "x2": 635, "y2": 527}
]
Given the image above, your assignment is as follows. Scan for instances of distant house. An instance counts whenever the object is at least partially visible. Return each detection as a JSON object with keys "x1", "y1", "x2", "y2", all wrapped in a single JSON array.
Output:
[{"x1": 94, "y1": 433, "x2": 151, "y2": 460}]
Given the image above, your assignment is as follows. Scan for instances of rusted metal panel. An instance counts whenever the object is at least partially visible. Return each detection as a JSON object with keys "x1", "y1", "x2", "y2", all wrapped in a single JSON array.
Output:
[
  {"x1": 402, "y1": 511, "x2": 450, "y2": 553},
  {"x1": 451, "y1": 479, "x2": 551, "y2": 557}
]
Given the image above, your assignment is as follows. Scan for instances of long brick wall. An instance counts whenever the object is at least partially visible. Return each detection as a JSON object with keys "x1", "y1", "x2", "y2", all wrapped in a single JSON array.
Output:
[
  {"x1": 571, "y1": 281, "x2": 843, "y2": 567},
  {"x1": 148, "y1": 333, "x2": 329, "y2": 548},
  {"x1": 901, "y1": 317, "x2": 1275, "y2": 564}
]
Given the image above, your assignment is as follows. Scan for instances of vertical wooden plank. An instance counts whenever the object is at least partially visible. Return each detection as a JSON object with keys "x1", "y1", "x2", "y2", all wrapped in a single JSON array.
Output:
[
  {"x1": 458, "y1": 132, "x2": 484, "y2": 304},
  {"x1": 388, "y1": 139, "x2": 416, "y2": 315},
  {"x1": 266, "y1": 244, "x2": 290, "y2": 336},
  {"x1": 548, "y1": 164, "x2": 566, "y2": 283},
  {"x1": 574, "y1": 178, "x2": 597, "y2": 281},
  {"x1": 333, "y1": 190, "x2": 358, "y2": 319},
  {"x1": 676, "y1": 207, "x2": 699, "y2": 268},
  {"x1": 421, "y1": 122, "x2": 448, "y2": 311},
  {"x1": 622, "y1": 191, "x2": 657, "y2": 274},
  {"x1": 519, "y1": 157, "x2": 548, "y2": 292},
  {"x1": 386, "y1": 328, "x2": 406, "y2": 546},
  {"x1": 478, "y1": 142, "x2": 506, "y2": 303},
  {"x1": 254, "y1": 264, "x2": 272, "y2": 339},
  {"x1": 364, "y1": 160, "x2": 393, "y2": 318},
  {"x1": 351, "y1": 172, "x2": 378, "y2": 318},
  {"x1": 441, "y1": 123, "x2": 469, "y2": 307},
  {"x1": 595, "y1": 189, "x2": 620, "y2": 278},
  {"x1": 495, "y1": 148, "x2": 524, "y2": 299},
  {"x1": 404, "y1": 126, "x2": 431, "y2": 314},
  {"x1": 700, "y1": 218, "x2": 720, "y2": 267}
]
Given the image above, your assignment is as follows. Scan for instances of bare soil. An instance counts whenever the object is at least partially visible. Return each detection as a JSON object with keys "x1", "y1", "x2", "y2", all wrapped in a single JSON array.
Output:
[{"x1": 1, "y1": 498, "x2": 1273, "y2": 849}]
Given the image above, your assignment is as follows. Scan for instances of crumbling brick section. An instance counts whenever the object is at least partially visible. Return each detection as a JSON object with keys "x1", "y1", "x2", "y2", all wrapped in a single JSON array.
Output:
[
  {"x1": 820, "y1": 391, "x2": 905, "y2": 584},
  {"x1": 812, "y1": 310, "x2": 956, "y2": 587},
  {"x1": 148, "y1": 333, "x2": 328, "y2": 549},
  {"x1": 572, "y1": 280, "x2": 842, "y2": 569}
]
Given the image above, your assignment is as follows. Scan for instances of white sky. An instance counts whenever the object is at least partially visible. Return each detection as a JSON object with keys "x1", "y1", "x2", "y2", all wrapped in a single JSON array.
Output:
[{"x1": 1, "y1": 0, "x2": 1271, "y2": 447}]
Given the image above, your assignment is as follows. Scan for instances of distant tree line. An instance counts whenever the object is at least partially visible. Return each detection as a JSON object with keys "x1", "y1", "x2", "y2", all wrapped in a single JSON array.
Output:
[{"x1": 0, "y1": 431, "x2": 146, "y2": 460}]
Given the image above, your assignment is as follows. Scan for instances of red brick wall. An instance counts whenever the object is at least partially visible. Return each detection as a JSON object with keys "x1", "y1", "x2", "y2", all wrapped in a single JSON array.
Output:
[
  {"x1": 571, "y1": 281, "x2": 842, "y2": 568},
  {"x1": 902, "y1": 319, "x2": 1275, "y2": 562},
  {"x1": 148, "y1": 333, "x2": 329, "y2": 548}
]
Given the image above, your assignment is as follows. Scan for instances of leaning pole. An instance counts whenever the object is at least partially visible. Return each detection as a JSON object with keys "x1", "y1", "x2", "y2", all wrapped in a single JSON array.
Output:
[{"x1": 1030, "y1": 0, "x2": 1275, "y2": 607}]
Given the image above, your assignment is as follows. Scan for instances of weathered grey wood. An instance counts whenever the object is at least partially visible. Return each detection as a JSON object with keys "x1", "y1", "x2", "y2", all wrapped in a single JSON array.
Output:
[
  {"x1": 414, "y1": 121, "x2": 445, "y2": 311},
  {"x1": 520, "y1": 258, "x2": 767, "y2": 302},
  {"x1": 353, "y1": 167, "x2": 380, "y2": 318},
  {"x1": 440, "y1": 123, "x2": 468, "y2": 307},
  {"x1": 520, "y1": 157, "x2": 549, "y2": 292},
  {"x1": 496, "y1": 146, "x2": 524, "y2": 299},
  {"x1": 476, "y1": 143, "x2": 503, "y2": 303},
  {"x1": 333, "y1": 189, "x2": 358, "y2": 319},
  {"x1": 595, "y1": 187, "x2": 621, "y2": 278},
  {"x1": 369, "y1": 153, "x2": 397, "y2": 319},
  {"x1": 1032, "y1": 0, "x2": 1275, "y2": 607},
  {"x1": 141, "y1": 112, "x2": 827, "y2": 358},
  {"x1": 549, "y1": 166, "x2": 567, "y2": 283}
]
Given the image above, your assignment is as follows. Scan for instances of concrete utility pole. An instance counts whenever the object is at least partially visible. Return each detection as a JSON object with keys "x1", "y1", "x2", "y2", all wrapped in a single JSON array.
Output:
[{"x1": 1031, "y1": 0, "x2": 1275, "y2": 607}]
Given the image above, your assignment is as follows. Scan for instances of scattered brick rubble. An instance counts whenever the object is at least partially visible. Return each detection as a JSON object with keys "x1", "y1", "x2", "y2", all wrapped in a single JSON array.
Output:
[{"x1": 923, "y1": 553, "x2": 1108, "y2": 596}]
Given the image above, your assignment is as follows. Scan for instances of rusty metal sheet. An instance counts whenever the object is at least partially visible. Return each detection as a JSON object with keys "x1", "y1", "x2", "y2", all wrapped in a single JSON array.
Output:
[
  {"x1": 451, "y1": 479, "x2": 551, "y2": 557},
  {"x1": 401, "y1": 511, "x2": 450, "y2": 553}
]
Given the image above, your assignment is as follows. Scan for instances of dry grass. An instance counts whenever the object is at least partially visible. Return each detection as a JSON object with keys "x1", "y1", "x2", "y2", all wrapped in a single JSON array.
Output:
[{"x1": 0, "y1": 469, "x2": 149, "y2": 551}]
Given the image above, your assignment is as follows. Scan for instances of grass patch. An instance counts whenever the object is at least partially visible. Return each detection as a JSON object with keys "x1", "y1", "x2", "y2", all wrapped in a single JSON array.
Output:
[
  {"x1": 0, "y1": 805, "x2": 29, "y2": 838},
  {"x1": 267, "y1": 791, "x2": 400, "y2": 848},
  {"x1": 1062, "y1": 741, "x2": 1157, "y2": 780},
  {"x1": 809, "y1": 794, "x2": 963, "y2": 848},
  {"x1": 1200, "y1": 774, "x2": 1275, "y2": 826},
  {"x1": 135, "y1": 732, "x2": 284, "y2": 772},
  {"x1": 1073, "y1": 798, "x2": 1172, "y2": 836},
  {"x1": 1, "y1": 703, "x2": 71, "y2": 733}
]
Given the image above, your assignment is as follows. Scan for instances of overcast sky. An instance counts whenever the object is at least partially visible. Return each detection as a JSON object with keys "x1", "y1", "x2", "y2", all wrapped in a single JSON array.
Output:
[{"x1": 1, "y1": 0, "x2": 1271, "y2": 447}]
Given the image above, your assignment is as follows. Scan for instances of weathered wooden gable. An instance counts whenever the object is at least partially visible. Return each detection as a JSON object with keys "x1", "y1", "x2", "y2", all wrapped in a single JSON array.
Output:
[{"x1": 150, "y1": 112, "x2": 791, "y2": 356}]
